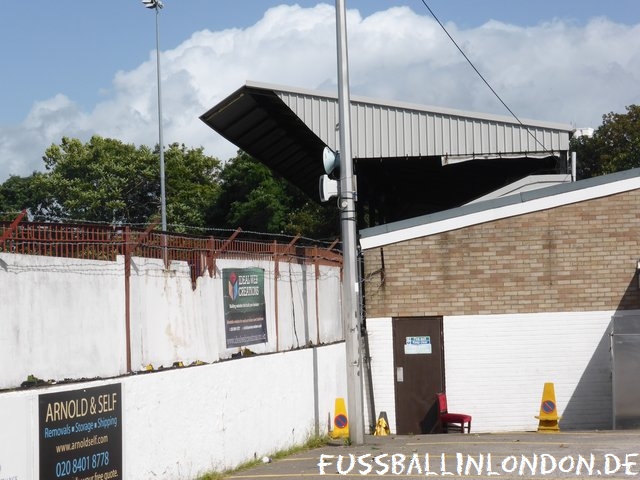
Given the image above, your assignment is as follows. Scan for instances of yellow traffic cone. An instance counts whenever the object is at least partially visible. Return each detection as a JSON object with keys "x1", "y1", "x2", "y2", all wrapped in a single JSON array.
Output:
[
  {"x1": 330, "y1": 398, "x2": 350, "y2": 439},
  {"x1": 535, "y1": 382, "x2": 561, "y2": 432},
  {"x1": 374, "y1": 412, "x2": 390, "y2": 436}
]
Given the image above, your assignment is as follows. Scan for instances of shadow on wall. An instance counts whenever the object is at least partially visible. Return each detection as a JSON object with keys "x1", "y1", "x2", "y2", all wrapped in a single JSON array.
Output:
[
  {"x1": 560, "y1": 322, "x2": 612, "y2": 430},
  {"x1": 561, "y1": 278, "x2": 640, "y2": 430}
]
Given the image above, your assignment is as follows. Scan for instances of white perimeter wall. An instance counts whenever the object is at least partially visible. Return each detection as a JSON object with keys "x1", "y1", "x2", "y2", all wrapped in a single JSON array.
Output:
[
  {"x1": 366, "y1": 311, "x2": 619, "y2": 433},
  {"x1": 0, "y1": 342, "x2": 347, "y2": 480},
  {"x1": 0, "y1": 254, "x2": 127, "y2": 387},
  {"x1": 0, "y1": 253, "x2": 342, "y2": 389},
  {"x1": 129, "y1": 256, "x2": 342, "y2": 370}
]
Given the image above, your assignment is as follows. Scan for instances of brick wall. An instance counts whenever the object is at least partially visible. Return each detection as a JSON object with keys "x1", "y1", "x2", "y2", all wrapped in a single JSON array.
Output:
[{"x1": 363, "y1": 189, "x2": 640, "y2": 318}]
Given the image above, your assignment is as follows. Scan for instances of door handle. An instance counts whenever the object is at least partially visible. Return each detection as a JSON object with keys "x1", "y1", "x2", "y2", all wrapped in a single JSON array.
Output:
[{"x1": 396, "y1": 366, "x2": 404, "y2": 382}]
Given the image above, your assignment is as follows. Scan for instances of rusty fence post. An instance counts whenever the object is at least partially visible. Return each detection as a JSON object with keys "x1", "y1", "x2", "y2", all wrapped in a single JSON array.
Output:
[{"x1": 0, "y1": 209, "x2": 27, "y2": 249}]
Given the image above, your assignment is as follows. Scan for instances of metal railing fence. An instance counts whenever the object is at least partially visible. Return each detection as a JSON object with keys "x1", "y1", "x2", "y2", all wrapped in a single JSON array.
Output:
[{"x1": 1, "y1": 214, "x2": 342, "y2": 287}]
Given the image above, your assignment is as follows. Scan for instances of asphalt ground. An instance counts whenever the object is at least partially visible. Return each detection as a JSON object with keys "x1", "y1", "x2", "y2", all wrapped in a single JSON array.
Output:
[{"x1": 227, "y1": 431, "x2": 640, "y2": 479}]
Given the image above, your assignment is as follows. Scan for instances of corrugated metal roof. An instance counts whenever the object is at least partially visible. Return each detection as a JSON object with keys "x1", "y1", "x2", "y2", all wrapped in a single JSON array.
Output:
[
  {"x1": 200, "y1": 81, "x2": 574, "y2": 224},
  {"x1": 274, "y1": 82, "x2": 571, "y2": 160}
]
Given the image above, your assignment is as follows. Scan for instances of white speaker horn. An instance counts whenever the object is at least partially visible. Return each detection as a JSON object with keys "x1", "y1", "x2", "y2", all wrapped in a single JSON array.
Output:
[
  {"x1": 322, "y1": 146, "x2": 340, "y2": 178},
  {"x1": 319, "y1": 174, "x2": 339, "y2": 202}
]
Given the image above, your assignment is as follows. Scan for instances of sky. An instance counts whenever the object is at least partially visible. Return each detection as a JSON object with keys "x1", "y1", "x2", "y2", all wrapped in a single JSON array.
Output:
[{"x1": 1, "y1": 0, "x2": 639, "y2": 182}]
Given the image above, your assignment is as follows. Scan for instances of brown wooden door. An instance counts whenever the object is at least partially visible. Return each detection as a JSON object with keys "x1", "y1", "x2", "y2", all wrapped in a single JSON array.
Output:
[{"x1": 393, "y1": 317, "x2": 444, "y2": 434}]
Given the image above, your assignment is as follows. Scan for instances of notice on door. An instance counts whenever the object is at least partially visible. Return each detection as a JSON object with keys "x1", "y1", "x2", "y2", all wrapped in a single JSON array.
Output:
[{"x1": 404, "y1": 336, "x2": 432, "y2": 354}]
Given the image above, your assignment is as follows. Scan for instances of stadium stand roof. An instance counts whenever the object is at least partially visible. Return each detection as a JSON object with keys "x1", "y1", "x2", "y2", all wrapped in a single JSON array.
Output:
[{"x1": 201, "y1": 81, "x2": 574, "y2": 226}]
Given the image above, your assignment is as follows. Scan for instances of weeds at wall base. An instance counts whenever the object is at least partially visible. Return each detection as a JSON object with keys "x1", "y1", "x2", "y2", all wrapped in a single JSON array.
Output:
[{"x1": 195, "y1": 434, "x2": 330, "y2": 480}]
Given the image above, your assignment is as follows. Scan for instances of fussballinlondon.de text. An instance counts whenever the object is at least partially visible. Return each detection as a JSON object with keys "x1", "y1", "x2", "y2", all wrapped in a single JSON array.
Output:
[{"x1": 317, "y1": 452, "x2": 640, "y2": 476}]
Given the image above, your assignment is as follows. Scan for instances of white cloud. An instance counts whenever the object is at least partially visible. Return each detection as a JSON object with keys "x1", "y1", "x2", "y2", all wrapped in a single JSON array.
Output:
[{"x1": 1, "y1": 5, "x2": 639, "y2": 182}]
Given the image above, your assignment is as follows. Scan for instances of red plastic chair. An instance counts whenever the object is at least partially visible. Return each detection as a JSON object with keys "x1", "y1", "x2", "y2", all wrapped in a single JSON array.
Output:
[{"x1": 436, "y1": 392, "x2": 472, "y2": 433}]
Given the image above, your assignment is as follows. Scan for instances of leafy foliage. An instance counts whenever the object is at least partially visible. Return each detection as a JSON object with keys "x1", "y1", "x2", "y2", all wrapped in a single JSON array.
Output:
[
  {"x1": 0, "y1": 136, "x2": 220, "y2": 229},
  {"x1": 0, "y1": 137, "x2": 339, "y2": 240},
  {"x1": 0, "y1": 172, "x2": 50, "y2": 221},
  {"x1": 573, "y1": 105, "x2": 640, "y2": 179},
  {"x1": 41, "y1": 136, "x2": 161, "y2": 223},
  {"x1": 207, "y1": 152, "x2": 339, "y2": 239},
  {"x1": 207, "y1": 152, "x2": 289, "y2": 232},
  {"x1": 162, "y1": 142, "x2": 221, "y2": 231}
]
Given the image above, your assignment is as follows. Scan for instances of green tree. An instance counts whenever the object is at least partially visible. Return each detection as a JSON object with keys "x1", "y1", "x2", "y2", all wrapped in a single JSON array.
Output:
[
  {"x1": 0, "y1": 172, "x2": 50, "y2": 221},
  {"x1": 1, "y1": 137, "x2": 338, "y2": 240},
  {"x1": 208, "y1": 152, "x2": 339, "y2": 239},
  {"x1": 285, "y1": 200, "x2": 340, "y2": 241},
  {"x1": 163, "y1": 143, "x2": 221, "y2": 231},
  {"x1": 574, "y1": 105, "x2": 640, "y2": 179},
  {"x1": 207, "y1": 151, "x2": 288, "y2": 232},
  {"x1": 41, "y1": 136, "x2": 158, "y2": 222},
  {"x1": 36, "y1": 136, "x2": 220, "y2": 228}
]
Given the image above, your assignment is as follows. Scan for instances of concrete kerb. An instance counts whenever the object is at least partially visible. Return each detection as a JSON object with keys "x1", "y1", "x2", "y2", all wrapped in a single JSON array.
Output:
[{"x1": 226, "y1": 431, "x2": 640, "y2": 479}]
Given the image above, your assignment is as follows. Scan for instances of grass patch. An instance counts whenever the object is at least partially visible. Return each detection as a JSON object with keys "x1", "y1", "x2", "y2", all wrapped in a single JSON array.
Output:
[{"x1": 195, "y1": 433, "x2": 331, "y2": 480}]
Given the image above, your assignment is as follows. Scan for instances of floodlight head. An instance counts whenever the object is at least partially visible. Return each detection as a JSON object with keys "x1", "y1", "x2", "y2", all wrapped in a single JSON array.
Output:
[
  {"x1": 322, "y1": 146, "x2": 340, "y2": 179},
  {"x1": 142, "y1": 0, "x2": 163, "y2": 9}
]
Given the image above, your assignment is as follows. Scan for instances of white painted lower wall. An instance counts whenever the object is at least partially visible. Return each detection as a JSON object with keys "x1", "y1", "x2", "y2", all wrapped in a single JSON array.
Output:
[
  {"x1": 444, "y1": 311, "x2": 615, "y2": 432},
  {"x1": 0, "y1": 342, "x2": 347, "y2": 480},
  {"x1": 365, "y1": 311, "x2": 619, "y2": 433}
]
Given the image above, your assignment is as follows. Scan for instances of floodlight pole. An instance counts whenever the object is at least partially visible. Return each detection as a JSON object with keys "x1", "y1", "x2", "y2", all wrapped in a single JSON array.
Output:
[
  {"x1": 335, "y1": 0, "x2": 365, "y2": 445},
  {"x1": 143, "y1": 0, "x2": 168, "y2": 237}
]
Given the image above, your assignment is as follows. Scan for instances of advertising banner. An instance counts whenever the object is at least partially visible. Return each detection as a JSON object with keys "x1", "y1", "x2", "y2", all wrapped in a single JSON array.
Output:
[
  {"x1": 39, "y1": 383, "x2": 122, "y2": 480},
  {"x1": 222, "y1": 267, "x2": 267, "y2": 348}
]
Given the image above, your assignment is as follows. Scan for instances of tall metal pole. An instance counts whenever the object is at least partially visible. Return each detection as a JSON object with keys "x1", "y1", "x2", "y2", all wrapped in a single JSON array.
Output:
[
  {"x1": 154, "y1": 5, "x2": 167, "y2": 233},
  {"x1": 335, "y1": 0, "x2": 365, "y2": 445},
  {"x1": 143, "y1": 0, "x2": 167, "y2": 234}
]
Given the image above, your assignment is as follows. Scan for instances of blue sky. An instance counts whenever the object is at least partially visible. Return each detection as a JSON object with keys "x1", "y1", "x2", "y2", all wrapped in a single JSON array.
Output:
[{"x1": 1, "y1": 1, "x2": 639, "y2": 180}]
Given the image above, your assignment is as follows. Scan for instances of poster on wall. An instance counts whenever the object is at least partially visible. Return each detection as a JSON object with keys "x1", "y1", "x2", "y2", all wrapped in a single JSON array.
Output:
[
  {"x1": 39, "y1": 383, "x2": 122, "y2": 480},
  {"x1": 222, "y1": 267, "x2": 268, "y2": 348}
]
